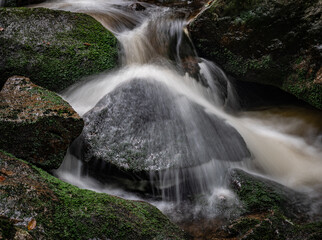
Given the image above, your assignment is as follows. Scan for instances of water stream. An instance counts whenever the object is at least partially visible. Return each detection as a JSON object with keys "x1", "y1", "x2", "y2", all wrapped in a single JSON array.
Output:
[{"x1": 35, "y1": 0, "x2": 322, "y2": 224}]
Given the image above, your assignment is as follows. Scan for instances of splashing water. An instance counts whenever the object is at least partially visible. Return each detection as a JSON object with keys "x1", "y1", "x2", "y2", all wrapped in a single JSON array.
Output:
[{"x1": 33, "y1": 0, "x2": 322, "y2": 219}]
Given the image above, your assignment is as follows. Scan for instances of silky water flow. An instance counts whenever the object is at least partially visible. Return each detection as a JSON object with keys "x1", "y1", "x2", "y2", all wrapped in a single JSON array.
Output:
[{"x1": 34, "y1": 0, "x2": 322, "y2": 220}]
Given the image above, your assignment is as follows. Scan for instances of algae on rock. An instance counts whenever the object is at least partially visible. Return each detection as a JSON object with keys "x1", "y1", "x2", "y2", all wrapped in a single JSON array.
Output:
[{"x1": 0, "y1": 7, "x2": 118, "y2": 92}]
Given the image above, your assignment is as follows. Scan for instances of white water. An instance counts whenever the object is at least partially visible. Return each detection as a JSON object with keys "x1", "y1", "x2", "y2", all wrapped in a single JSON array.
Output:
[{"x1": 33, "y1": 0, "x2": 322, "y2": 219}]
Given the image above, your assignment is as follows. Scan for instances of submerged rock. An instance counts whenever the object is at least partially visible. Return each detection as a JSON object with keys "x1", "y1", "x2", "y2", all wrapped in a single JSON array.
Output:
[
  {"x1": 0, "y1": 76, "x2": 83, "y2": 170},
  {"x1": 189, "y1": 0, "x2": 322, "y2": 109},
  {"x1": 0, "y1": 151, "x2": 187, "y2": 239},
  {"x1": 0, "y1": 7, "x2": 118, "y2": 92}
]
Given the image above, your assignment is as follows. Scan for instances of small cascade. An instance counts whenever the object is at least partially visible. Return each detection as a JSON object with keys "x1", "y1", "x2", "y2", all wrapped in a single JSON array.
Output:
[{"x1": 33, "y1": 0, "x2": 322, "y2": 220}]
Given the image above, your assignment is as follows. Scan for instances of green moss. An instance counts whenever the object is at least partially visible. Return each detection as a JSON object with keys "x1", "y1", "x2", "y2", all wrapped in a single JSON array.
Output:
[
  {"x1": 28, "y1": 87, "x2": 70, "y2": 108},
  {"x1": 230, "y1": 170, "x2": 288, "y2": 213},
  {"x1": 283, "y1": 69, "x2": 322, "y2": 109},
  {"x1": 0, "y1": 151, "x2": 186, "y2": 239},
  {"x1": 0, "y1": 7, "x2": 118, "y2": 92},
  {"x1": 36, "y1": 165, "x2": 186, "y2": 239},
  {"x1": 189, "y1": 0, "x2": 322, "y2": 109}
]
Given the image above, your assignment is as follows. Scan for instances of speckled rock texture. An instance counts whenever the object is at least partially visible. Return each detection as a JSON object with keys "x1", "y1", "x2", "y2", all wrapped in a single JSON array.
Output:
[
  {"x1": 0, "y1": 151, "x2": 187, "y2": 240},
  {"x1": 0, "y1": 76, "x2": 83, "y2": 170},
  {"x1": 0, "y1": 7, "x2": 118, "y2": 92},
  {"x1": 189, "y1": 0, "x2": 322, "y2": 109}
]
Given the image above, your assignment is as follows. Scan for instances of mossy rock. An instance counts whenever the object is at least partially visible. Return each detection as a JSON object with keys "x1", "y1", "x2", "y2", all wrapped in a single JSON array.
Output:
[
  {"x1": 0, "y1": 76, "x2": 84, "y2": 170},
  {"x1": 0, "y1": 151, "x2": 187, "y2": 239},
  {"x1": 189, "y1": 0, "x2": 322, "y2": 109},
  {"x1": 225, "y1": 169, "x2": 322, "y2": 239},
  {"x1": 229, "y1": 169, "x2": 310, "y2": 219},
  {"x1": 0, "y1": 7, "x2": 118, "y2": 92}
]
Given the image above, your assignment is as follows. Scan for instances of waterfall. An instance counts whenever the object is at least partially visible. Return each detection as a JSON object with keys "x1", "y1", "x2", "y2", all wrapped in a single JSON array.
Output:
[{"x1": 33, "y1": 0, "x2": 322, "y2": 219}]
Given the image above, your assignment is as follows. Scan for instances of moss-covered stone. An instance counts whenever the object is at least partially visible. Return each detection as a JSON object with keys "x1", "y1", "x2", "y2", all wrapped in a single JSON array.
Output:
[
  {"x1": 189, "y1": 0, "x2": 322, "y2": 109},
  {"x1": 0, "y1": 7, "x2": 118, "y2": 92},
  {"x1": 0, "y1": 76, "x2": 83, "y2": 170},
  {"x1": 224, "y1": 169, "x2": 322, "y2": 239},
  {"x1": 229, "y1": 169, "x2": 309, "y2": 218},
  {"x1": 0, "y1": 151, "x2": 187, "y2": 239}
]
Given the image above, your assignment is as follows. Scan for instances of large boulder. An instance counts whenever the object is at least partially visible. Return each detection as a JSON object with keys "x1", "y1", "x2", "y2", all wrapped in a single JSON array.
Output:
[
  {"x1": 0, "y1": 76, "x2": 83, "y2": 170},
  {"x1": 189, "y1": 0, "x2": 322, "y2": 109},
  {"x1": 74, "y1": 79, "x2": 250, "y2": 197},
  {"x1": 0, "y1": 7, "x2": 118, "y2": 92},
  {"x1": 0, "y1": 151, "x2": 187, "y2": 239}
]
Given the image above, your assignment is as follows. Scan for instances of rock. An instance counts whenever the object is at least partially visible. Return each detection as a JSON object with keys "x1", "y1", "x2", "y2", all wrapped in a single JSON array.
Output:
[
  {"x1": 229, "y1": 169, "x2": 311, "y2": 219},
  {"x1": 75, "y1": 79, "x2": 250, "y2": 196},
  {"x1": 0, "y1": 7, "x2": 118, "y2": 92},
  {"x1": 226, "y1": 169, "x2": 322, "y2": 239},
  {"x1": 2, "y1": 0, "x2": 45, "y2": 7},
  {"x1": 0, "y1": 76, "x2": 83, "y2": 170},
  {"x1": 0, "y1": 151, "x2": 187, "y2": 240},
  {"x1": 129, "y1": 2, "x2": 146, "y2": 11},
  {"x1": 189, "y1": 0, "x2": 322, "y2": 109}
]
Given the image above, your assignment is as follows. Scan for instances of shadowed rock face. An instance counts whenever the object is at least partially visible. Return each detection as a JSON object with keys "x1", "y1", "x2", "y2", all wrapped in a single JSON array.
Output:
[
  {"x1": 0, "y1": 76, "x2": 83, "y2": 170},
  {"x1": 189, "y1": 0, "x2": 322, "y2": 109},
  {"x1": 74, "y1": 79, "x2": 249, "y2": 193}
]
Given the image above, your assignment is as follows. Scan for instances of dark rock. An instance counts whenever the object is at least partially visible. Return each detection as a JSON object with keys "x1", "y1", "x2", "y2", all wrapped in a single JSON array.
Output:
[
  {"x1": 226, "y1": 168, "x2": 322, "y2": 239},
  {"x1": 129, "y1": 2, "x2": 146, "y2": 11},
  {"x1": 180, "y1": 168, "x2": 322, "y2": 239},
  {"x1": 2, "y1": 0, "x2": 45, "y2": 7},
  {"x1": 0, "y1": 76, "x2": 84, "y2": 170},
  {"x1": 189, "y1": 0, "x2": 322, "y2": 109},
  {"x1": 80, "y1": 79, "x2": 249, "y2": 169},
  {"x1": 0, "y1": 151, "x2": 187, "y2": 239},
  {"x1": 229, "y1": 169, "x2": 311, "y2": 220},
  {"x1": 74, "y1": 79, "x2": 250, "y2": 197},
  {"x1": 0, "y1": 7, "x2": 118, "y2": 92}
]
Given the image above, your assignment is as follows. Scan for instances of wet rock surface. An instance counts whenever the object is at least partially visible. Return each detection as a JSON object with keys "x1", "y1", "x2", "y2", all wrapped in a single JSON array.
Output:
[
  {"x1": 0, "y1": 7, "x2": 118, "y2": 92},
  {"x1": 229, "y1": 169, "x2": 312, "y2": 219},
  {"x1": 0, "y1": 76, "x2": 83, "y2": 170},
  {"x1": 78, "y1": 79, "x2": 250, "y2": 171},
  {"x1": 0, "y1": 151, "x2": 187, "y2": 240},
  {"x1": 189, "y1": 0, "x2": 322, "y2": 109},
  {"x1": 180, "y1": 169, "x2": 322, "y2": 239}
]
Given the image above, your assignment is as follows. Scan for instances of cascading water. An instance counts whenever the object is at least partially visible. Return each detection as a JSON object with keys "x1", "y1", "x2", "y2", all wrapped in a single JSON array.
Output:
[{"x1": 34, "y1": 0, "x2": 322, "y2": 221}]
